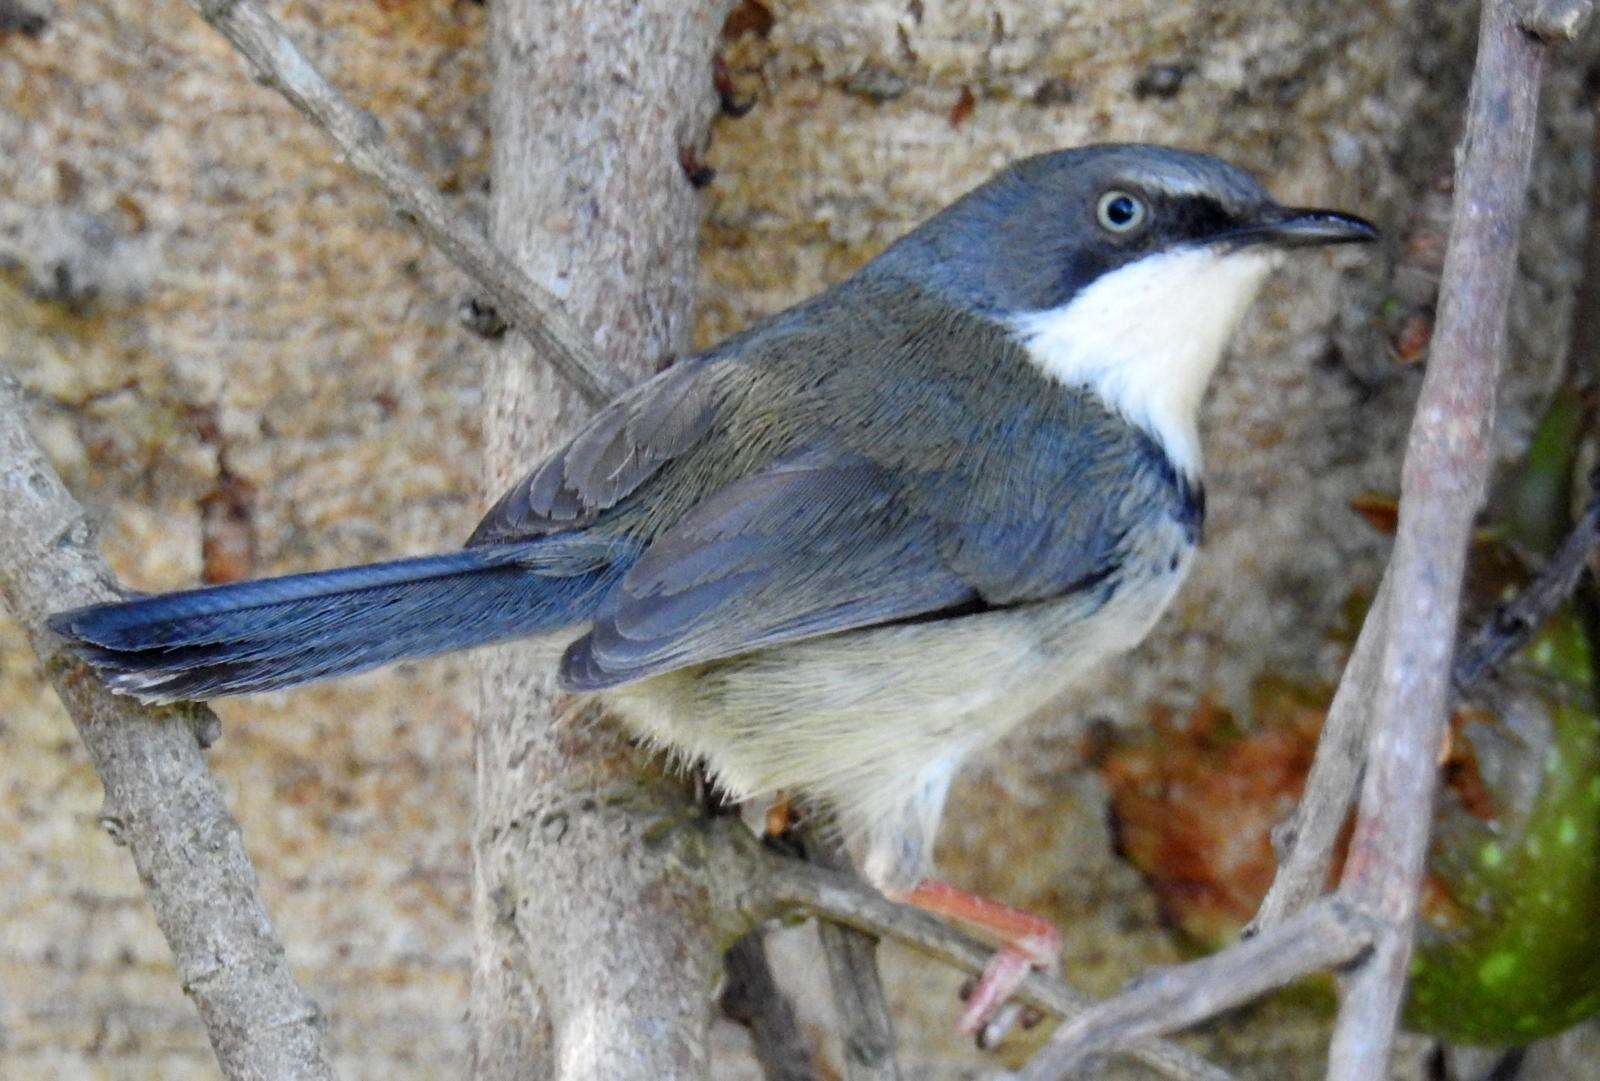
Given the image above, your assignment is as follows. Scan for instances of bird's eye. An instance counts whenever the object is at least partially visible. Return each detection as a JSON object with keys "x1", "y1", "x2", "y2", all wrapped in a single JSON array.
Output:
[{"x1": 1096, "y1": 190, "x2": 1147, "y2": 233}]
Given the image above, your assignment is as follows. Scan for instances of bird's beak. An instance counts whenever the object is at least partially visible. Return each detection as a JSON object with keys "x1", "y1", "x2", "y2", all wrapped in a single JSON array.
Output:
[{"x1": 1224, "y1": 206, "x2": 1380, "y2": 249}]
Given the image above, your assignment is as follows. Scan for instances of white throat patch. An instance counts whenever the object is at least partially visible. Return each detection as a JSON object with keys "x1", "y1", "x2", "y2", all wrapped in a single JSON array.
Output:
[{"x1": 1008, "y1": 245, "x2": 1280, "y2": 477}]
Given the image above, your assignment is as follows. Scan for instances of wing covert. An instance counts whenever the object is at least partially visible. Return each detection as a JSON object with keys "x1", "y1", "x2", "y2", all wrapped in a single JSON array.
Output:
[
  {"x1": 468, "y1": 358, "x2": 720, "y2": 545},
  {"x1": 560, "y1": 448, "x2": 979, "y2": 690}
]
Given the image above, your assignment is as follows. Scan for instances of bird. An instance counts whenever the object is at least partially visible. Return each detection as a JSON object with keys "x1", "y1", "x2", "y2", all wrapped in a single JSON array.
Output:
[{"x1": 50, "y1": 143, "x2": 1376, "y2": 1043}]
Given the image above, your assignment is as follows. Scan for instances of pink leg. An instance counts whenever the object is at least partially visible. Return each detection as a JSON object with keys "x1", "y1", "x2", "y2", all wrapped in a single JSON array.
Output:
[{"x1": 902, "y1": 879, "x2": 1061, "y2": 1043}]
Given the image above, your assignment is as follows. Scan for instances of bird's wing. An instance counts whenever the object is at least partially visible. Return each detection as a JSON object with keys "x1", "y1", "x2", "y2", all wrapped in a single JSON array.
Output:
[
  {"x1": 559, "y1": 446, "x2": 976, "y2": 689},
  {"x1": 559, "y1": 401, "x2": 1153, "y2": 690},
  {"x1": 467, "y1": 357, "x2": 722, "y2": 545}
]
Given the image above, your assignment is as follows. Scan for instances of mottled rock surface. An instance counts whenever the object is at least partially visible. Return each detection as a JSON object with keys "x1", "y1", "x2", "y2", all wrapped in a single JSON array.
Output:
[{"x1": 1, "y1": 0, "x2": 1595, "y2": 1077}]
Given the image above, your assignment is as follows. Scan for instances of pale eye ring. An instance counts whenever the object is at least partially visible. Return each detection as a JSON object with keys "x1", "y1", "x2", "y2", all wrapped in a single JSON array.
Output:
[{"x1": 1096, "y1": 190, "x2": 1147, "y2": 233}]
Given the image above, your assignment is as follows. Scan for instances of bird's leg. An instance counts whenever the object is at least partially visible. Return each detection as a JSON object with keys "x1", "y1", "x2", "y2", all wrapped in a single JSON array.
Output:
[{"x1": 901, "y1": 878, "x2": 1060, "y2": 1046}]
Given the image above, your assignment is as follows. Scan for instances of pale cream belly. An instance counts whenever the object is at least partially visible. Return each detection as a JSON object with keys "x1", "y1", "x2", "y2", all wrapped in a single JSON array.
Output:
[{"x1": 598, "y1": 543, "x2": 1193, "y2": 891}]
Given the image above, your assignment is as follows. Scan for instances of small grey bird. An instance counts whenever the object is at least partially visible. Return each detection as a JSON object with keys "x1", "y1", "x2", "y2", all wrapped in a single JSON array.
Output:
[{"x1": 51, "y1": 144, "x2": 1375, "y2": 1037}]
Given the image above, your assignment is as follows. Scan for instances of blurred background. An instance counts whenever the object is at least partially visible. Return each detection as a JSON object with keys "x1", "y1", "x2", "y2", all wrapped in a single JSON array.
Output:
[{"x1": 3, "y1": 1, "x2": 1600, "y2": 1077}]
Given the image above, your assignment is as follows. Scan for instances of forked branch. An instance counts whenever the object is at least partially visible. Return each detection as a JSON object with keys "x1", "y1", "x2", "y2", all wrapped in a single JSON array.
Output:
[
  {"x1": 1018, "y1": 900, "x2": 1377, "y2": 1080},
  {"x1": 1023, "y1": 1, "x2": 1553, "y2": 1076},
  {"x1": 1328, "y1": 3, "x2": 1545, "y2": 1072},
  {"x1": 1254, "y1": 481, "x2": 1600, "y2": 934},
  {"x1": 757, "y1": 857, "x2": 1234, "y2": 1081}
]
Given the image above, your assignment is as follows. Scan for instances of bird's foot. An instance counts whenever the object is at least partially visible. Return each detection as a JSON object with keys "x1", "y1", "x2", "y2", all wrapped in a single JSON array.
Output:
[
  {"x1": 902, "y1": 879, "x2": 1061, "y2": 1048},
  {"x1": 958, "y1": 936, "x2": 1057, "y2": 1047}
]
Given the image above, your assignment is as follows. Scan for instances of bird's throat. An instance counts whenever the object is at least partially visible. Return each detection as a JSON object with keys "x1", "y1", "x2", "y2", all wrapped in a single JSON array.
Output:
[{"x1": 1008, "y1": 245, "x2": 1280, "y2": 479}]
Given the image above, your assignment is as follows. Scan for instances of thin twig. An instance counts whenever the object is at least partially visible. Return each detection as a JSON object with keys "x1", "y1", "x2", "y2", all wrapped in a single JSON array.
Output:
[
  {"x1": 1019, "y1": 900, "x2": 1378, "y2": 1081},
  {"x1": 1565, "y1": 117, "x2": 1600, "y2": 391},
  {"x1": 801, "y1": 830, "x2": 901, "y2": 1081},
  {"x1": 1249, "y1": 569, "x2": 1393, "y2": 933},
  {"x1": 1453, "y1": 482, "x2": 1600, "y2": 691},
  {"x1": 1255, "y1": 483, "x2": 1600, "y2": 934},
  {"x1": 0, "y1": 372, "x2": 336, "y2": 1080},
  {"x1": 756, "y1": 858, "x2": 1235, "y2": 1081},
  {"x1": 183, "y1": 0, "x2": 628, "y2": 404},
  {"x1": 1328, "y1": 3, "x2": 1546, "y2": 1076},
  {"x1": 722, "y1": 932, "x2": 819, "y2": 1081}
]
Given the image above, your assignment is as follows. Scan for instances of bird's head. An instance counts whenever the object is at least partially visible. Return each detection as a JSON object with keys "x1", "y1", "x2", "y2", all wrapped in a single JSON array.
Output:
[{"x1": 873, "y1": 144, "x2": 1378, "y2": 475}]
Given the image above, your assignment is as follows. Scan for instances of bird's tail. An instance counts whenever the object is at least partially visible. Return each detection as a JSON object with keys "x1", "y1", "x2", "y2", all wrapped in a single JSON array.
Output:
[{"x1": 47, "y1": 541, "x2": 623, "y2": 703}]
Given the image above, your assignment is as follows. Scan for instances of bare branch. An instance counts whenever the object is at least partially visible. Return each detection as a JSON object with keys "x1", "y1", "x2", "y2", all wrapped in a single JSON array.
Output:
[
  {"x1": 1015, "y1": 4, "x2": 1551, "y2": 1074},
  {"x1": 472, "y1": 3, "x2": 738, "y2": 1079},
  {"x1": 1566, "y1": 112, "x2": 1600, "y2": 389},
  {"x1": 722, "y1": 932, "x2": 819, "y2": 1081},
  {"x1": 1453, "y1": 482, "x2": 1600, "y2": 691},
  {"x1": 1254, "y1": 482, "x2": 1600, "y2": 934},
  {"x1": 802, "y1": 831, "x2": 901, "y2": 1081},
  {"x1": 1250, "y1": 569, "x2": 1393, "y2": 933},
  {"x1": 182, "y1": 0, "x2": 629, "y2": 404},
  {"x1": 0, "y1": 372, "x2": 335, "y2": 1081},
  {"x1": 1019, "y1": 900, "x2": 1378, "y2": 1081},
  {"x1": 756, "y1": 859, "x2": 1235, "y2": 1081},
  {"x1": 1328, "y1": 2, "x2": 1546, "y2": 1075},
  {"x1": 1258, "y1": 2, "x2": 1593, "y2": 944}
]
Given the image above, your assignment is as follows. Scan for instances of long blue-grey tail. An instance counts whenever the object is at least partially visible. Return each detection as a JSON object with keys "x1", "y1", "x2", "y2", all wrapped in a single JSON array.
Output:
[{"x1": 47, "y1": 540, "x2": 625, "y2": 703}]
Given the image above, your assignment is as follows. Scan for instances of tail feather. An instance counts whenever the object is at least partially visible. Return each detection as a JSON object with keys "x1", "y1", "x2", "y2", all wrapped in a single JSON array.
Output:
[
  {"x1": 49, "y1": 542, "x2": 623, "y2": 703},
  {"x1": 59, "y1": 549, "x2": 535, "y2": 650}
]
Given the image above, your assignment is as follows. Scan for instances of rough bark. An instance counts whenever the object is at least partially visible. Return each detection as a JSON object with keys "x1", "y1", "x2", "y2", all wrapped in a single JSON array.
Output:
[
  {"x1": 0, "y1": 374, "x2": 334, "y2": 1080},
  {"x1": 470, "y1": 3, "x2": 738, "y2": 1079},
  {"x1": 1329, "y1": 3, "x2": 1547, "y2": 1074}
]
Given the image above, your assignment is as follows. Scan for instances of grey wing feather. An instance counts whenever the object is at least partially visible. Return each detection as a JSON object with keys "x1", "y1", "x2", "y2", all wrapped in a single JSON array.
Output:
[
  {"x1": 468, "y1": 359, "x2": 720, "y2": 544},
  {"x1": 558, "y1": 379, "x2": 1175, "y2": 692},
  {"x1": 560, "y1": 448, "x2": 979, "y2": 690}
]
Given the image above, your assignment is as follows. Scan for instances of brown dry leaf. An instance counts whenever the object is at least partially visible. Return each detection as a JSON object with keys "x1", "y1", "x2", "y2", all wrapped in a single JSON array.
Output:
[{"x1": 1100, "y1": 684, "x2": 1323, "y2": 946}]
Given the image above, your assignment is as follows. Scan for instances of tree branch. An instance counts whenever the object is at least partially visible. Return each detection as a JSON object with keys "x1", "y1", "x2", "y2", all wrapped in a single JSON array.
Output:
[
  {"x1": 1018, "y1": 3, "x2": 1549, "y2": 1075},
  {"x1": 1327, "y1": 3, "x2": 1545, "y2": 1074},
  {"x1": 1453, "y1": 481, "x2": 1600, "y2": 692},
  {"x1": 1255, "y1": 0, "x2": 1584, "y2": 945},
  {"x1": 802, "y1": 830, "x2": 901, "y2": 1081},
  {"x1": 182, "y1": 0, "x2": 628, "y2": 404},
  {"x1": 1253, "y1": 479, "x2": 1600, "y2": 935},
  {"x1": 0, "y1": 372, "x2": 335, "y2": 1081},
  {"x1": 1249, "y1": 569, "x2": 1393, "y2": 933},
  {"x1": 1017, "y1": 900, "x2": 1377, "y2": 1081},
  {"x1": 722, "y1": 932, "x2": 819, "y2": 1081},
  {"x1": 756, "y1": 858, "x2": 1234, "y2": 1081},
  {"x1": 472, "y1": 3, "x2": 739, "y2": 1079}
]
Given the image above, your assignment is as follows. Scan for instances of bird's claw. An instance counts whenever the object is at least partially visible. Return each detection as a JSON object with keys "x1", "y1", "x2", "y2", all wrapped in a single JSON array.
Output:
[{"x1": 958, "y1": 929, "x2": 1060, "y2": 1047}]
